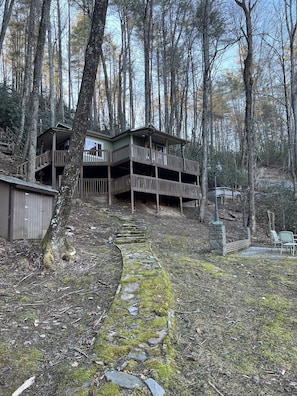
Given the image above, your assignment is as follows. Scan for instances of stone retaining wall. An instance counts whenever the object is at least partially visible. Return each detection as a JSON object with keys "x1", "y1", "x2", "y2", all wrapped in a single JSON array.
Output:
[{"x1": 209, "y1": 222, "x2": 251, "y2": 256}]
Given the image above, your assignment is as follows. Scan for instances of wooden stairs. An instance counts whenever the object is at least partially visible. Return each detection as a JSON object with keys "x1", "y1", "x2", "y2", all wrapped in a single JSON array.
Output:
[
  {"x1": 17, "y1": 151, "x2": 51, "y2": 177},
  {"x1": 0, "y1": 127, "x2": 20, "y2": 154}
]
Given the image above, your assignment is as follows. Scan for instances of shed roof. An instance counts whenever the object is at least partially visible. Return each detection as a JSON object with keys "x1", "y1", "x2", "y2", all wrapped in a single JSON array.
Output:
[{"x1": 0, "y1": 175, "x2": 58, "y2": 196}]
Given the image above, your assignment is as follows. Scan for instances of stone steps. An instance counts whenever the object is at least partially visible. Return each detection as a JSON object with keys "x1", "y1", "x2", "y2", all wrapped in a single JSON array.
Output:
[{"x1": 94, "y1": 217, "x2": 173, "y2": 394}]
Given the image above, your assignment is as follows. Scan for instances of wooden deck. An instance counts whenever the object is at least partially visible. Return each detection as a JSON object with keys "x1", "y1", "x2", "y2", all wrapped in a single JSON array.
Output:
[
  {"x1": 54, "y1": 145, "x2": 199, "y2": 175},
  {"x1": 113, "y1": 174, "x2": 200, "y2": 199}
]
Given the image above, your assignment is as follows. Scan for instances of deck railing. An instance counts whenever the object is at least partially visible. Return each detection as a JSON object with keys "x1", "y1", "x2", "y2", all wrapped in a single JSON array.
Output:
[
  {"x1": 74, "y1": 178, "x2": 109, "y2": 196},
  {"x1": 113, "y1": 145, "x2": 199, "y2": 174},
  {"x1": 55, "y1": 149, "x2": 110, "y2": 166},
  {"x1": 54, "y1": 145, "x2": 199, "y2": 174},
  {"x1": 113, "y1": 174, "x2": 200, "y2": 199},
  {"x1": 17, "y1": 151, "x2": 51, "y2": 176}
]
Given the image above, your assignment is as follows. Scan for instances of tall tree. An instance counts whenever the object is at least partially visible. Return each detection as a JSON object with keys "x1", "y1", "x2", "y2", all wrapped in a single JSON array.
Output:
[
  {"x1": 199, "y1": 0, "x2": 212, "y2": 222},
  {"x1": 14, "y1": 0, "x2": 36, "y2": 156},
  {"x1": 27, "y1": 0, "x2": 52, "y2": 182},
  {"x1": 42, "y1": 0, "x2": 108, "y2": 268},
  {"x1": 197, "y1": 0, "x2": 226, "y2": 222},
  {"x1": 285, "y1": 0, "x2": 297, "y2": 197},
  {"x1": 0, "y1": 0, "x2": 15, "y2": 56},
  {"x1": 235, "y1": 0, "x2": 257, "y2": 233}
]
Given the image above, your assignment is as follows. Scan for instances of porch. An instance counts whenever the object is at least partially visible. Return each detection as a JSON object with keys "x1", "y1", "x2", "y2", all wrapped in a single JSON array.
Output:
[
  {"x1": 54, "y1": 144, "x2": 199, "y2": 175},
  {"x1": 112, "y1": 174, "x2": 200, "y2": 200}
]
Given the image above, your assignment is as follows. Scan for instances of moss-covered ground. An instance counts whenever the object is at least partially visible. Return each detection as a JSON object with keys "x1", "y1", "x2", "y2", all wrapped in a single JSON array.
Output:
[{"x1": 1, "y1": 200, "x2": 297, "y2": 395}]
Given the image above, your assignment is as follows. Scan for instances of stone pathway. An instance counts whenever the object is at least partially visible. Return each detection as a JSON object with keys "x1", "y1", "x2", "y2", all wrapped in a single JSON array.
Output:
[{"x1": 93, "y1": 216, "x2": 174, "y2": 395}]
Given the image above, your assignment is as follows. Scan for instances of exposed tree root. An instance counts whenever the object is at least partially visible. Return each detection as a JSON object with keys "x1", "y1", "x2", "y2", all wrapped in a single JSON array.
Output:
[{"x1": 41, "y1": 237, "x2": 76, "y2": 269}]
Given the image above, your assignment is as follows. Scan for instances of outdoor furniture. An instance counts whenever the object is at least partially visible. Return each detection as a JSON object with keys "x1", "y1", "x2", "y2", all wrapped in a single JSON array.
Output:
[
  {"x1": 279, "y1": 231, "x2": 297, "y2": 256},
  {"x1": 270, "y1": 230, "x2": 282, "y2": 250}
]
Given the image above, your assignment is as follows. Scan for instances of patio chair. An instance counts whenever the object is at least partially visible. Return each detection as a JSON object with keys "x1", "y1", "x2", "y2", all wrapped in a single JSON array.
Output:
[
  {"x1": 270, "y1": 230, "x2": 282, "y2": 250},
  {"x1": 279, "y1": 231, "x2": 297, "y2": 256}
]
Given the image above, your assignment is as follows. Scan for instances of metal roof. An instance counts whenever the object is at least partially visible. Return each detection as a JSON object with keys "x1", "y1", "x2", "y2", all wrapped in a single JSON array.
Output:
[{"x1": 0, "y1": 175, "x2": 58, "y2": 195}]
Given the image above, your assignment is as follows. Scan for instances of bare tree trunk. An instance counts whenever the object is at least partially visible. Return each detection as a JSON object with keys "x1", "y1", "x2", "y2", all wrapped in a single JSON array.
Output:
[
  {"x1": 56, "y1": 0, "x2": 64, "y2": 122},
  {"x1": 285, "y1": 0, "x2": 297, "y2": 197},
  {"x1": 143, "y1": 0, "x2": 153, "y2": 126},
  {"x1": 48, "y1": 19, "x2": 55, "y2": 127},
  {"x1": 100, "y1": 49, "x2": 114, "y2": 133},
  {"x1": 14, "y1": 0, "x2": 35, "y2": 157},
  {"x1": 27, "y1": 0, "x2": 52, "y2": 182},
  {"x1": 235, "y1": 0, "x2": 257, "y2": 233},
  {"x1": 42, "y1": 0, "x2": 108, "y2": 268},
  {"x1": 0, "y1": 0, "x2": 15, "y2": 56},
  {"x1": 127, "y1": 24, "x2": 135, "y2": 128},
  {"x1": 199, "y1": 0, "x2": 211, "y2": 222}
]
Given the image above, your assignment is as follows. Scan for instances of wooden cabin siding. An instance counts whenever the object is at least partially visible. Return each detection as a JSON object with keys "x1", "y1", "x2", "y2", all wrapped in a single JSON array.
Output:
[{"x1": 0, "y1": 182, "x2": 9, "y2": 239}]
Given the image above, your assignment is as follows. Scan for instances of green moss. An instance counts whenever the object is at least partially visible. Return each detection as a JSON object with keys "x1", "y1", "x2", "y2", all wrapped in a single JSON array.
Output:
[
  {"x1": 144, "y1": 359, "x2": 175, "y2": 387},
  {"x1": 94, "y1": 343, "x2": 130, "y2": 363},
  {"x1": 0, "y1": 342, "x2": 43, "y2": 393},
  {"x1": 259, "y1": 293, "x2": 292, "y2": 311},
  {"x1": 18, "y1": 294, "x2": 32, "y2": 303},
  {"x1": 61, "y1": 277, "x2": 73, "y2": 284},
  {"x1": 98, "y1": 383, "x2": 121, "y2": 395},
  {"x1": 20, "y1": 310, "x2": 37, "y2": 321},
  {"x1": 56, "y1": 365, "x2": 97, "y2": 394},
  {"x1": 162, "y1": 235, "x2": 189, "y2": 249},
  {"x1": 200, "y1": 262, "x2": 230, "y2": 278}
]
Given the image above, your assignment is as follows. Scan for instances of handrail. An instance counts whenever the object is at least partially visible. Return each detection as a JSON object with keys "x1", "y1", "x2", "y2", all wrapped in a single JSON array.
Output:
[{"x1": 17, "y1": 150, "x2": 51, "y2": 176}]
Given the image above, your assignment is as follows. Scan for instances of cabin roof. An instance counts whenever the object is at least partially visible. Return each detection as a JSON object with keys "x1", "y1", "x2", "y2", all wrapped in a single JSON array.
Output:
[
  {"x1": 37, "y1": 124, "x2": 186, "y2": 149},
  {"x1": 115, "y1": 125, "x2": 187, "y2": 146}
]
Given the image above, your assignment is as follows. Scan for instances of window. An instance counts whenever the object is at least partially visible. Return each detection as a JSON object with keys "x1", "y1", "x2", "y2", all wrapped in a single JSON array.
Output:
[{"x1": 84, "y1": 138, "x2": 103, "y2": 158}]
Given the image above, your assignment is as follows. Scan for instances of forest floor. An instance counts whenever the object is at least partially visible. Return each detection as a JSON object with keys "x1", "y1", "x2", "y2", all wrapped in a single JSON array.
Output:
[{"x1": 1, "y1": 152, "x2": 297, "y2": 395}]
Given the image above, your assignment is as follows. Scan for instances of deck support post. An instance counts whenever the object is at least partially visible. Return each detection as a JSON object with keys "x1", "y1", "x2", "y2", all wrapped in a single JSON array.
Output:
[
  {"x1": 130, "y1": 158, "x2": 134, "y2": 213},
  {"x1": 131, "y1": 189, "x2": 135, "y2": 213},
  {"x1": 80, "y1": 166, "x2": 83, "y2": 199},
  {"x1": 179, "y1": 197, "x2": 183, "y2": 215},
  {"x1": 155, "y1": 165, "x2": 159, "y2": 214},
  {"x1": 179, "y1": 171, "x2": 183, "y2": 215},
  {"x1": 108, "y1": 165, "x2": 112, "y2": 205},
  {"x1": 51, "y1": 132, "x2": 56, "y2": 189}
]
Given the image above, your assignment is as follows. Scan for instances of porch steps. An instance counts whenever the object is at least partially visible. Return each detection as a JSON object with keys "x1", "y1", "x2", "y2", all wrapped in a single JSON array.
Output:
[
  {"x1": 91, "y1": 215, "x2": 173, "y2": 394},
  {"x1": 115, "y1": 220, "x2": 147, "y2": 244}
]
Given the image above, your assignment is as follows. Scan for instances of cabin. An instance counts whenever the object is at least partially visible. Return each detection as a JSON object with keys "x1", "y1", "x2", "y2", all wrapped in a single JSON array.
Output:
[{"x1": 17, "y1": 124, "x2": 201, "y2": 214}]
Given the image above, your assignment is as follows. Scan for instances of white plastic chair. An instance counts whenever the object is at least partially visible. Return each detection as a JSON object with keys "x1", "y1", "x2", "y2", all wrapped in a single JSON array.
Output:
[
  {"x1": 270, "y1": 230, "x2": 282, "y2": 250},
  {"x1": 279, "y1": 231, "x2": 297, "y2": 255}
]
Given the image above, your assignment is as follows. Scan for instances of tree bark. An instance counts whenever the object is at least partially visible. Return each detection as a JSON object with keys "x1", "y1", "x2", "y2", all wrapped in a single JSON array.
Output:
[
  {"x1": 27, "y1": 0, "x2": 52, "y2": 182},
  {"x1": 199, "y1": 0, "x2": 211, "y2": 223},
  {"x1": 42, "y1": 0, "x2": 108, "y2": 268},
  {"x1": 0, "y1": 0, "x2": 15, "y2": 57},
  {"x1": 14, "y1": 0, "x2": 36, "y2": 157},
  {"x1": 235, "y1": 0, "x2": 257, "y2": 233}
]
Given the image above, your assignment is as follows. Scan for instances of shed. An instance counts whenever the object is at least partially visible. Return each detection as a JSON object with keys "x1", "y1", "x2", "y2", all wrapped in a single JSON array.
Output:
[{"x1": 0, "y1": 175, "x2": 57, "y2": 241}]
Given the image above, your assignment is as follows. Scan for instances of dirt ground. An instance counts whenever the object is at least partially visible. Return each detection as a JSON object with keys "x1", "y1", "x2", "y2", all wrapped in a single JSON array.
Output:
[{"x1": 1, "y1": 153, "x2": 297, "y2": 395}]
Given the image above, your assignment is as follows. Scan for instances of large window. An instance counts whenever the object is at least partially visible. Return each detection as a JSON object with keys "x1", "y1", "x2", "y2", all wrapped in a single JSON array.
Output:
[{"x1": 84, "y1": 138, "x2": 103, "y2": 158}]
